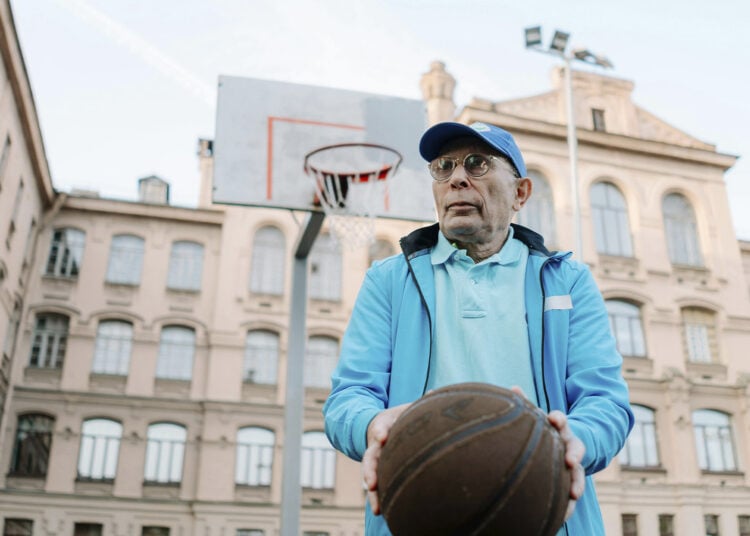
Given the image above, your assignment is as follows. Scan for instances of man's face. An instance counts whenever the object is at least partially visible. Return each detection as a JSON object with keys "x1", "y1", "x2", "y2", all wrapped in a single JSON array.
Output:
[{"x1": 431, "y1": 137, "x2": 530, "y2": 247}]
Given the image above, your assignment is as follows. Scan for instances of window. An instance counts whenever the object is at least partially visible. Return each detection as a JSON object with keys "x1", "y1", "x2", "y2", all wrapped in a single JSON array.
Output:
[
  {"x1": 236, "y1": 427, "x2": 274, "y2": 486},
  {"x1": 304, "y1": 336, "x2": 338, "y2": 389},
  {"x1": 693, "y1": 409, "x2": 737, "y2": 472},
  {"x1": 243, "y1": 330, "x2": 279, "y2": 384},
  {"x1": 619, "y1": 405, "x2": 659, "y2": 468},
  {"x1": 309, "y1": 234, "x2": 341, "y2": 301},
  {"x1": 590, "y1": 182, "x2": 633, "y2": 257},
  {"x1": 155, "y1": 326, "x2": 195, "y2": 380},
  {"x1": 368, "y1": 238, "x2": 395, "y2": 266},
  {"x1": 622, "y1": 514, "x2": 638, "y2": 536},
  {"x1": 92, "y1": 320, "x2": 133, "y2": 375},
  {"x1": 45, "y1": 228, "x2": 86, "y2": 277},
  {"x1": 515, "y1": 171, "x2": 556, "y2": 246},
  {"x1": 663, "y1": 193, "x2": 703, "y2": 266},
  {"x1": 3, "y1": 299, "x2": 22, "y2": 359},
  {"x1": 682, "y1": 307, "x2": 717, "y2": 364},
  {"x1": 0, "y1": 135, "x2": 11, "y2": 186},
  {"x1": 106, "y1": 235, "x2": 145, "y2": 285},
  {"x1": 739, "y1": 515, "x2": 750, "y2": 536},
  {"x1": 78, "y1": 418, "x2": 122, "y2": 480},
  {"x1": 29, "y1": 313, "x2": 69, "y2": 369},
  {"x1": 659, "y1": 514, "x2": 674, "y2": 536},
  {"x1": 167, "y1": 241, "x2": 203, "y2": 291},
  {"x1": 7, "y1": 179, "x2": 23, "y2": 245},
  {"x1": 2, "y1": 519, "x2": 32, "y2": 536},
  {"x1": 237, "y1": 531, "x2": 264, "y2": 536},
  {"x1": 141, "y1": 528, "x2": 169, "y2": 536},
  {"x1": 249, "y1": 226, "x2": 285, "y2": 295},
  {"x1": 606, "y1": 300, "x2": 646, "y2": 357},
  {"x1": 592, "y1": 108, "x2": 606, "y2": 132},
  {"x1": 9, "y1": 414, "x2": 54, "y2": 477},
  {"x1": 705, "y1": 515, "x2": 720, "y2": 536},
  {"x1": 144, "y1": 423, "x2": 186, "y2": 483},
  {"x1": 301, "y1": 431, "x2": 335, "y2": 489},
  {"x1": 73, "y1": 523, "x2": 103, "y2": 536}
]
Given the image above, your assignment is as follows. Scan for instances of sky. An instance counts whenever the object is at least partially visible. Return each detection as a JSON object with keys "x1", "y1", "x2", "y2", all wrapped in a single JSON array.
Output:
[{"x1": 10, "y1": 0, "x2": 750, "y2": 238}]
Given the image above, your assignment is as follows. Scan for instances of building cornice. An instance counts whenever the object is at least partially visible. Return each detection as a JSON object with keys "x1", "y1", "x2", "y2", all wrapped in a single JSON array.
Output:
[
  {"x1": 457, "y1": 108, "x2": 738, "y2": 171},
  {"x1": 62, "y1": 195, "x2": 225, "y2": 225},
  {"x1": 0, "y1": 0, "x2": 55, "y2": 206}
]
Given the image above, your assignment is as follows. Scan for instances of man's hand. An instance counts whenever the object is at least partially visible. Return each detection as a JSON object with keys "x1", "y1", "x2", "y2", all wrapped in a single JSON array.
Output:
[
  {"x1": 547, "y1": 410, "x2": 586, "y2": 520},
  {"x1": 361, "y1": 403, "x2": 411, "y2": 515}
]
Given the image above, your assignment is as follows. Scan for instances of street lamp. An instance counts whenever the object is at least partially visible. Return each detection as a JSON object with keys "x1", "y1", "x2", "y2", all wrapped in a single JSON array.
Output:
[{"x1": 524, "y1": 26, "x2": 613, "y2": 259}]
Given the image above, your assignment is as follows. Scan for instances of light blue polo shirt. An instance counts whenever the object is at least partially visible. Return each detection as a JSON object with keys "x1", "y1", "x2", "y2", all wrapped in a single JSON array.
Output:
[{"x1": 426, "y1": 227, "x2": 538, "y2": 405}]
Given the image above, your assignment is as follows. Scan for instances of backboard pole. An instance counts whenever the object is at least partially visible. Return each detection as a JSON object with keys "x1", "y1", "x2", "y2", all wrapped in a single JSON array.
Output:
[{"x1": 280, "y1": 210, "x2": 325, "y2": 536}]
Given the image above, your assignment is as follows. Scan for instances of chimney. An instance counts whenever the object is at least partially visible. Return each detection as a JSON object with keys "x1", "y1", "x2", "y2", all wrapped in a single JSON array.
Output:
[{"x1": 138, "y1": 175, "x2": 170, "y2": 205}]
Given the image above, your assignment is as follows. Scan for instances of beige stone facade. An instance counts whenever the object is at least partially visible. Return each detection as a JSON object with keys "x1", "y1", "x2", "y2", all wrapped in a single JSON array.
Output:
[{"x1": 2, "y1": 2, "x2": 750, "y2": 535}]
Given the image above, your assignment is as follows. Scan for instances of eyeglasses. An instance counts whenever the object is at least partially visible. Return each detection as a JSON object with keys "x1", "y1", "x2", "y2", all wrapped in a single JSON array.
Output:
[{"x1": 428, "y1": 153, "x2": 502, "y2": 182}]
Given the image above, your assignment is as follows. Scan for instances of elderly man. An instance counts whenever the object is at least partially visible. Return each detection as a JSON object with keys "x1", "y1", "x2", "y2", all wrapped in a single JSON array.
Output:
[{"x1": 323, "y1": 121, "x2": 633, "y2": 535}]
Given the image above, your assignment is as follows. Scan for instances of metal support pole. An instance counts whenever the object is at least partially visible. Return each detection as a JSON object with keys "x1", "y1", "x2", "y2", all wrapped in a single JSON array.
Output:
[
  {"x1": 563, "y1": 58, "x2": 583, "y2": 259},
  {"x1": 280, "y1": 210, "x2": 325, "y2": 536}
]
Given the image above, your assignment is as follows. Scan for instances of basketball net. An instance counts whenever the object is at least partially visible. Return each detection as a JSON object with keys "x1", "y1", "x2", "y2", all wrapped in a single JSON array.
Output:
[{"x1": 304, "y1": 143, "x2": 403, "y2": 248}]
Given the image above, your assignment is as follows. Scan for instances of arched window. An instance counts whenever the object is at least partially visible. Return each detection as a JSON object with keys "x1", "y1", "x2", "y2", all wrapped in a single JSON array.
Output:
[
  {"x1": 304, "y1": 336, "x2": 338, "y2": 389},
  {"x1": 605, "y1": 300, "x2": 646, "y2": 358},
  {"x1": 9, "y1": 414, "x2": 54, "y2": 477},
  {"x1": 681, "y1": 307, "x2": 717, "y2": 364},
  {"x1": 45, "y1": 228, "x2": 85, "y2": 277},
  {"x1": 29, "y1": 313, "x2": 69, "y2": 369},
  {"x1": 92, "y1": 320, "x2": 133, "y2": 375},
  {"x1": 249, "y1": 226, "x2": 285, "y2": 295},
  {"x1": 144, "y1": 422, "x2": 186, "y2": 483},
  {"x1": 692, "y1": 409, "x2": 737, "y2": 472},
  {"x1": 167, "y1": 241, "x2": 204, "y2": 291},
  {"x1": 590, "y1": 182, "x2": 633, "y2": 257},
  {"x1": 244, "y1": 330, "x2": 279, "y2": 384},
  {"x1": 619, "y1": 405, "x2": 659, "y2": 468},
  {"x1": 156, "y1": 326, "x2": 195, "y2": 380},
  {"x1": 301, "y1": 431, "x2": 335, "y2": 489},
  {"x1": 516, "y1": 170, "x2": 556, "y2": 245},
  {"x1": 106, "y1": 234, "x2": 145, "y2": 285},
  {"x1": 309, "y1": 234, "x2": 341, "y2": 301},
  {"x1": 78, "y1": 418, "x2": 121, "y2": 480},
  {"x1": 663, "y1": 193, "x2": 703, "y2": 266},
  {"x1": 236, "y1": 427, "x2": 275, "y2": 486}
]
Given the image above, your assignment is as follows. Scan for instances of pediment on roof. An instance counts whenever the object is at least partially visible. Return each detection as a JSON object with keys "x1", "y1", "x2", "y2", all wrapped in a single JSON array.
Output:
[{"x1": 634, "y1": 106, "x2": 713, "y2": 150}]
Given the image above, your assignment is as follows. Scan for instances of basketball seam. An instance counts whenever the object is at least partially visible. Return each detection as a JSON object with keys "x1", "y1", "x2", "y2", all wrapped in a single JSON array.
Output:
[
  {"x1": 380, "y1": 400, "x2": 526, "y2": 514},
  {"x1": 460, "y1": 414, "x2": 546, "y2": 536}
]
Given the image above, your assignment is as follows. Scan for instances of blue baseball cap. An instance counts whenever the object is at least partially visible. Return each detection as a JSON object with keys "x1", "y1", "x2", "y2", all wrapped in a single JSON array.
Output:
[{"x1": 419, "y1": 121, "x2": 527, "y2": 177}]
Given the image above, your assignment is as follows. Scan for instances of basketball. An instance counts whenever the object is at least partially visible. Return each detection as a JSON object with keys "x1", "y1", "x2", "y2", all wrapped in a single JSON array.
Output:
[{"x1": 376, "y1": 383, "x2": 571, "y2": 536}]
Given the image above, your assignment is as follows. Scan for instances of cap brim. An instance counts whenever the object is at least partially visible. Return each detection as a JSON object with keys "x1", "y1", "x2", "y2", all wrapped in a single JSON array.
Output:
[{"x1": 419, "y1": 122, "x2": 488, "y2": 161}]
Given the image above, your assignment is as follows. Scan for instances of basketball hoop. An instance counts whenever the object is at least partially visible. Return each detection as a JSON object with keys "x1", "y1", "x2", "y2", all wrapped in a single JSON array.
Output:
[{"x1": 304, "y1": 143, "x2": 402, "y2": 248}]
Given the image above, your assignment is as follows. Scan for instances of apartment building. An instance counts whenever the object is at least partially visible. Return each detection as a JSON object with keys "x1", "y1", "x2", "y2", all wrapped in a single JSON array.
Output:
[
  {"x1": 0, "y1": 0, "x2": 55, "y2": 451},
  {"x1": 2, "y1": 3, "x2": 750, "y2": 535}
]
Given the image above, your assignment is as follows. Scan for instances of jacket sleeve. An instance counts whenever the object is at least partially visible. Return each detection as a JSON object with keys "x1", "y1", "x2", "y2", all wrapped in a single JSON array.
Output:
[
  {"x1": 562, "y1": 265, "x2": 634, "y2": 474},
  {"x1": 322, "y1": 265, "x2": 394, "y2": 462}
]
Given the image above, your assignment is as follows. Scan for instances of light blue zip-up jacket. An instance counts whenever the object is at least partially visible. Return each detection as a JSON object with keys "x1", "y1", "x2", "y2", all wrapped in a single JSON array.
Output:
[{"x1": 323, "y1": 223, "x2": 634, "y2": 536}]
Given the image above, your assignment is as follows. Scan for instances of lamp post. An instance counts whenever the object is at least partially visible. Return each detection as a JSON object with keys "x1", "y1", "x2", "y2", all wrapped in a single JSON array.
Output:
[{"x1": 524, "y1": 27, "x2": 613, "y2": 259}]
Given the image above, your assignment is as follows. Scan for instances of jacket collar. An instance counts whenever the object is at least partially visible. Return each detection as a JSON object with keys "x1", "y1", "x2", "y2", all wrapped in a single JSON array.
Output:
[{"x1": 400, "y1": 222, "x2": 553, "y2": 258}]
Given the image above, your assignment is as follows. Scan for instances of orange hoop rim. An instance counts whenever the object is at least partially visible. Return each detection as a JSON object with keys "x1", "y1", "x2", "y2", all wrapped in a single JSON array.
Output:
[{"x1": 303, "y1": 143, "x2": 403, "y2": 182}]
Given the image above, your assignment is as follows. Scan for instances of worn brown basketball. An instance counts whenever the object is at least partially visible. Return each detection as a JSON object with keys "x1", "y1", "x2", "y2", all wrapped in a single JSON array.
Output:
[{"x1": 377, "y1": 383, "x2": 571, "y2": 536}]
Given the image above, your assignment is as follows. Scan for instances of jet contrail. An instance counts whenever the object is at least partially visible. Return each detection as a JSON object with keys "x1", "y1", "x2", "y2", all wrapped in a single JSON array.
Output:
[{"x1": 54, "y1": 0, "x2": 215, "y2": 108}]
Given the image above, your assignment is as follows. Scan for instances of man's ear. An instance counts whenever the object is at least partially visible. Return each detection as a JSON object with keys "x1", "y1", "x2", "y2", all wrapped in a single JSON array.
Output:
[{"x1": 513, "y1": 177, "x2": 533, "y2": 211}]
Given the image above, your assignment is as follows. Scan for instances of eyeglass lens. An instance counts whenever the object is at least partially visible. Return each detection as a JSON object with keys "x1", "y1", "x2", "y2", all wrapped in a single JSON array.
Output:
[{"x1": 430, "y1": 154, "x2": 491, "y2": 180}]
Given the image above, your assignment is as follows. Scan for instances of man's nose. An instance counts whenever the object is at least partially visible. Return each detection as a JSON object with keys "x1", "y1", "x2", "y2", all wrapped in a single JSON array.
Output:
[{"x1": 447, "y1": 163, "x2": 471, "y2": 187}]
